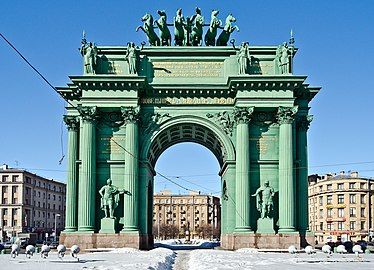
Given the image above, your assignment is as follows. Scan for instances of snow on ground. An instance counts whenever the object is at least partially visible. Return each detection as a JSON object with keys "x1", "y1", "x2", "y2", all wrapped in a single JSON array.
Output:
[
  {"x1": 0, "y1": 247, "x2": 175, "y2": 270},
  {"x1": 188, "y1": 249, "x2": 374, "y2": 270}
]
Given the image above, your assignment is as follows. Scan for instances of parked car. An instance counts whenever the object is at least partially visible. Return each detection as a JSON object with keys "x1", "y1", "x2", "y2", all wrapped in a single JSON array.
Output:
[
  {"x1": 343, "y1": 241, "x2": 353, "y2": 253},
  {"x1": 49, "y1": 241, "x2": 59, "y2": 249},
  {"x1": 3, "y1": 241, "x2": 12, "y2": 249}
]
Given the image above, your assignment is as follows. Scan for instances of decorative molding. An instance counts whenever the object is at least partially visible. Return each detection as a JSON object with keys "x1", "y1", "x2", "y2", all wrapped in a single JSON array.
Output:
[
  {"x1": 206, "y1": 111, "x2": 234, "y2": 136},
  {"x1": 140, "y1": 112, "x2": 171, "y2": 135},
  {"x1": 297, "y1": 115, "x2": 313, "y2": 131},
  {"x1": 77, "y1": 106, "x2": 98, "y2": 122},
  {"x1": 276, "y1": 106, "x2": 298, "y2": 125},
  {"x1": 120, "y1": 106, "x2": 140, "y2": 124},
  {"x1": 100, "y1": 112, "x2": 125, "y2": 128},
  {"x1": 63, "y1": 115, "x2": 79, "y2": 131},
  {"x1": 233, "y1": 106, "x2": 255, "y2": 124}
]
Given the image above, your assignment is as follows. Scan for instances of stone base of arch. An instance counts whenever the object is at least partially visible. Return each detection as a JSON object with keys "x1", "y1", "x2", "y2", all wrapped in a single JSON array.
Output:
[
  {"x1": 221, "y1": 233, "x2": 314, "y2": 250},
  {"x1": 60, "y1": 232, "x2": 153, "y2": 250}
]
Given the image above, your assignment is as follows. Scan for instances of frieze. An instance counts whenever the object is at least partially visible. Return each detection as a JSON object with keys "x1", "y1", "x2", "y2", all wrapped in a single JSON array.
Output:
[
  {"x1": 153, "y1": 61, "x2": 223, "y2": 78},
  {"x1": 140, "y1": 97, "x2": 234, "y2": 105}
]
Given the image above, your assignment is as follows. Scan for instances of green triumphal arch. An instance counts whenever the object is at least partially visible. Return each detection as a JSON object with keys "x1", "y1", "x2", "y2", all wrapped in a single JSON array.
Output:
[{"x1": 58, "y1": 9, "x2": 320, "y2": 249}]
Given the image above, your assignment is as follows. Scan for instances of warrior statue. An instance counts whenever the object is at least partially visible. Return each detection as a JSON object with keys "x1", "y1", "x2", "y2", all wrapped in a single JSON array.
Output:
[
  {"x1": 125, "y1": 42, "x2": 144, "y2": 75},
  {"x1": 237, "y1": 42, "x2": 251, "y2": 75},
  {"x1": 204, "y1": 10, "x2": 222, "y2": 46},
  {"x1": 80, "y1": 32, "x2": 97, "y2": 74},
  {"x1": 190, "y1": 7, "x2": 204, "y2": 46},
  {"x1": 99, "y1": 179, "x2": 130, "y2": 219},
  {"x1": 174, "y1": 8, "x2": 185, "y2": 46},
  {"x1": 251, "y1": 180, "x2": 275, "y2": 219},
  {"x1": 278, "y1": 42, "x2": 291, "y2": 74}
]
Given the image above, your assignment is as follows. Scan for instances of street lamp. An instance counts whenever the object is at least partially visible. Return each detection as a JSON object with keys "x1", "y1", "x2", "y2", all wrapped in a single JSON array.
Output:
[{"x1": 54, "y1": 214, "x2": 61, "y2": 242}]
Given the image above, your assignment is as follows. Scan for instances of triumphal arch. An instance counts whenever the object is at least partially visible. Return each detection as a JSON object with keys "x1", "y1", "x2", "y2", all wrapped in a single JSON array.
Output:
[{"x1": 58, "y1": 8, "x2": 320, "y2": 249}]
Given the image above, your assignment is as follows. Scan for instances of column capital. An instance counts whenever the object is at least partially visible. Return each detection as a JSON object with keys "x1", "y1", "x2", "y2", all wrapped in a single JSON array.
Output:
[
  {"x1": 121, "y1": 106, "x2": 140, "y2": 124},
  {"x1": 233, "y1": 106, "x2": 254, "y2": 124},
  {"x1": 276, "y1": 106, "x2": 298, "y2": 125},
  {"x1": 297, "y1": 115, "x2": 313, "y2": 131},
  {"x1": 78, "y1": 106, "x2": 98, "y2": 122},
  {"x1": 63, "y1": 115, "x2": 79, "y2": 131}
]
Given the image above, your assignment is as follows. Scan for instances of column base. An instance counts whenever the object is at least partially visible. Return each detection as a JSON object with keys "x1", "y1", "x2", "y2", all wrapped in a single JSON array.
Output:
[
  {"x1": 63, "y1": 227, "x2": 77, "y2": 232},
  {"x1": 121, "y1": 226, "x2": 139, "y2": 233},
  {"x1": 60, "y1": 232, "x2": 152, "y2": 250},
  {"x1": 234, "y1": 226, "x2": 253, "y2": 233},
  {"x1": 278, "y1": 227, "x2": 297, "y2": 233}
]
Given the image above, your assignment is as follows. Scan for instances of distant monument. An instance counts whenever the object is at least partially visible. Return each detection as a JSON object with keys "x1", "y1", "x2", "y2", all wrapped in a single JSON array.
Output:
[{"x1": 58, "y1": 8, "x2": 320, "y2": 251}]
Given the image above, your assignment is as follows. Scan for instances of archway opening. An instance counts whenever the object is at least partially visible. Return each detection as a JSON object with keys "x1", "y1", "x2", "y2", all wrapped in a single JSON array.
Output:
[{"x1": 152, "y1": 142, "x2": 222, "y2": 242}]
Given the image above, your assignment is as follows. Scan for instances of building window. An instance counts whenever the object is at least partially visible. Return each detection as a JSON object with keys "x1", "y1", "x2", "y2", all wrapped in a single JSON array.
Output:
[
  {"x1": 361, "y1": 208, "x2": 365, "y2": 217},
  {"x1": 327, "y1": 208, "x2": 332, "y2": 218},
  {"x1": 327, "y1": 184, "x2": 332, "y2": 191},
  {"x1": 327, "y1": 223, "x2": 332, "y2": 230},
  {"x1": 1, "y1": 175, "x2": 8, "y2": 182},
  {"x1": 338, "y1": 222, "x2": 344, "y2": 230},
  {"x1": 337, "y1": 183, "x2": 344, "y2": 190},
  {"x1": 327, "y1": 195, "x2": 332, "y2": 204},
  {"x1": 319, "y1": 222, "x2": 323, "y2": 230},
  {"x1": 12, "y1": 175, "x2": 18, "y2": 182},
  {"x1": 338, "y1": 208, "x2": 344, "y2": 218},
  {"x1": 350, "y1": 221, "x2": 355, "y2": 230},
  {"x1": 360, "y1": 183, "x2": 365, "y2": 189},
  {"x1": 338, "y1": 194, "x2": 344, "y2": 204},
  {"x1": 38, "y1": 191, "x2": 41, "y2": 197},
  {"x1": 350, "y1": 207, "x2": 356, "y2": 217},
  {"x1": 319, "y1": 196, "x2": 323, "y2": 206},
  {"x1": 349, "y1": 182, "x2": 356, "y2": 189},
  {"x1": 349, "y1": 194, "x2": 356, "y2": 204},
  {"x1": 361, "y1": 221, "x2": 365, "y2": 230},
  {"x1": 319, "y1": 186, "x2": 323, "y2": 192},
  {"x1": 361, "y1": 194, "x2": 365, "y2": 204}
]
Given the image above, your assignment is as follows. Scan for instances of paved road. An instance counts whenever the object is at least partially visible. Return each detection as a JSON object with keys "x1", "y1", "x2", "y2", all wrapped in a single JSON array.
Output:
[{"x1": 172, "y1": 250, "x2": 191, "y2": 270}]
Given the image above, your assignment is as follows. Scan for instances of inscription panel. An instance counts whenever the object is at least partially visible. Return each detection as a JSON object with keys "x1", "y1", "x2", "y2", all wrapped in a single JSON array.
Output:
[
  {"x1": 153, "y1": 61, "x2": 224, "y2": 78},
  {"x1": 250, "y1": 135, "x2": 278, "y2": 160},
  {"x1": 99, "y1": 135, "x2": 126, "y2": 154},
  {"x1": 140, "y1": 97, "x2": 234, "y2": 105}
]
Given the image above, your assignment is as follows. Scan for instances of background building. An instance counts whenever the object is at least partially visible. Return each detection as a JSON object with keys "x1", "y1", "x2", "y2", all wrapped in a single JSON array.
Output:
[
  {"x1": 153, "y1": 190, "x2": 220, "y2": 239},
  {"x1": 308, "y1": 171, "x2": 374, "y2": 243},
  {"x1": 0, "y1": 164, "x2": 66, "y2": 241}
]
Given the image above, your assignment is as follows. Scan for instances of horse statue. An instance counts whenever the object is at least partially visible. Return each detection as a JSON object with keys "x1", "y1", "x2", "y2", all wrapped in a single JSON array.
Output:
[
  {"x1": 204, "y1": 10, "x2": 222, "y2": 46},
  {"x1": 174, "y1": 8, "x2": 185, "y2": 46},
  {"x1": 136, "y1": 13, "x2": 160, "y2": 46},
  {"x1": 190, "y1": 7, "x2": 204, "y2": 46},
  {"x1": 155, "y1": 10, "x2": 171, "y2": 46},
  {"x1": 216, "y1": 14, "x2": 239, "y2": 46}
]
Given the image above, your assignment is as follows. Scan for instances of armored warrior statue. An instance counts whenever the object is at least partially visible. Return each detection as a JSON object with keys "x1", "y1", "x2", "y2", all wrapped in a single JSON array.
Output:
[
  {"x1": 80, "y1": 31, "x2": 97, "y2": 74},
  {"x1": 99, "y1": 179, "x2": 130, "y2": 219},
  {"x1": 278, "y1": 42, "x2": 291, "y2": 74},
  {"x1": 237, "y1": 42, "x2": 251, "y2": 75},
  {"x1": 251, "y1": 180, "x2": 275, "y2": 219},
  {"x1": 125, "y1": 42, "x2": 144, "y2": 75}
]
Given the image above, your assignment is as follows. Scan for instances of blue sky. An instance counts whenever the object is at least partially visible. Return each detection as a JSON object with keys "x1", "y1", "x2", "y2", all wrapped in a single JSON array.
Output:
[{"x1": 1, "y1": 1, "x2": 374, "y2": 195}]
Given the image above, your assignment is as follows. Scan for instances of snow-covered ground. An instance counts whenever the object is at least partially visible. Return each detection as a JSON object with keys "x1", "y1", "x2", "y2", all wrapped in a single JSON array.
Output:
[
  {"x1": 0, "y1": 247, "x2": 174, "y2": 270},
  {"x1": 155, "y1": 238, "x2": 220, "y2": 250},
  {"x1": 189, "y1": 249, "x2": 374, "y2": 270},
  {"x1": 2, "y1": 247, "x2": 374, "y2": 269}
]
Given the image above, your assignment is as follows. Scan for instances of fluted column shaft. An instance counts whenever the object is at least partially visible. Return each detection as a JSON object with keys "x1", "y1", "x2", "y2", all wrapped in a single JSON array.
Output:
[
  {"x1": 297, "y1": 115, "x2": 313, "y2": 232},
  {"x1": 78, "y1": 106, "x2": 97, "y2": 232},
  {"x1": 277, "y1": 106, "x2": 297, "y2": 233},
  {"x1": 234, "y1": 107, "x2": 254, "y2": 232},
  {"x1": 63, "y1": 115, "x2": 79, "y2": 232},
  {"x1": 121, "y1": 107, "x2": 139, "y2": 232}
]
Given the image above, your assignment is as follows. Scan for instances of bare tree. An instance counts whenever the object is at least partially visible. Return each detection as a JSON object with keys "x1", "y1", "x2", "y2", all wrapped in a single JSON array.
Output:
[{"x1": 158, "y1": 223, "x2": 180, "y2": 239}]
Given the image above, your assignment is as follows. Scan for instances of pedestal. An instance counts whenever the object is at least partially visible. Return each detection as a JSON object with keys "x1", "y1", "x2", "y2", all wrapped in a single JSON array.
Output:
[
  {"x1": 257, "y1": 218, "x2": 275, "y2": 234},
  {"x1": 100, "y1": 218, "x2": 117, "y2": 233}
]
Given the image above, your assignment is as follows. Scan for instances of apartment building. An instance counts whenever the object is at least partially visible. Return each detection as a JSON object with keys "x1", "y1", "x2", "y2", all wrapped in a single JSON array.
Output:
[
  {"x1": 0, "y1": 164, "x2": 66, "y2": 241},
  {"x1": 308, "y1": 171, "x2": 374, "y2": 243},
  {"x1": 153, "y1": 190, "x2": 220, "y2": 238}
]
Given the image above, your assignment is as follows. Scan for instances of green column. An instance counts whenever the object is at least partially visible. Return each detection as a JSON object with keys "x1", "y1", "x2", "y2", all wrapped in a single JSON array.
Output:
[
  {"x1": 277, "y1": 106, "x2": 298, "y2": 233},
  {"x1": 297, "y1": 115, "x2": 313, "y2": 232},
  {"x1": 63, "y1": 115, "x2": 79, "y2": 232},
  {"x1": 221, "y1": 161, "x2": 236, "y2": 234},
  {"x1": 77, "y1": 106, "x2": 97, "y2": 232},
  {"x1": 234, "y1": 107, "x2": 254, "y2": 232},
  {"x1": 138, "y1": 161, "x2": 154, "y2": 234},
  {"x1": 121, "y1": 107, "x2": 139, "y2": 232}
]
